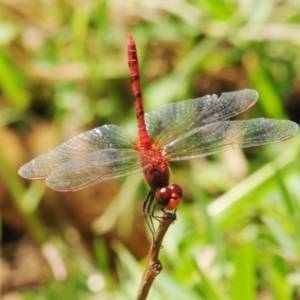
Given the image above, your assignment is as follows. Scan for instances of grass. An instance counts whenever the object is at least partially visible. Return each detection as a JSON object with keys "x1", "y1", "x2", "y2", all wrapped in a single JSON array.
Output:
[{"x1": 1, "y1": 0, "x2": 300, "y2": 299}]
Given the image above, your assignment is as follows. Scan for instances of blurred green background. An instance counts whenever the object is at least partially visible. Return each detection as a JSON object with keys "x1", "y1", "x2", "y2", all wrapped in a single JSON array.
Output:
[{"x1": 1, "y1": 0, "x2": 300, "y2": 299}]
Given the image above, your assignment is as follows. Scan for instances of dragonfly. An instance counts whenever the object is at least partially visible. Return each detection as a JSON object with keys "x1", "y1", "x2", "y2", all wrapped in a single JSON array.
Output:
[{"x1": 19, "y1": 34, "x2": 299, "y2": 218}]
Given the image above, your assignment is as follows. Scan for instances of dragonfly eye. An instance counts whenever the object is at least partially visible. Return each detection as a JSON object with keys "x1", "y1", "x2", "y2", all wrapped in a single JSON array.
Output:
[
  {"x1": 170, "y1": 184, "x2": 182, "y2": 198},
  {"x1": 155, "y1": 187, "x2": 172, "y2": 204},
  {"x1": 155, "y1": 184, "x2": 182, "y2": 210}
]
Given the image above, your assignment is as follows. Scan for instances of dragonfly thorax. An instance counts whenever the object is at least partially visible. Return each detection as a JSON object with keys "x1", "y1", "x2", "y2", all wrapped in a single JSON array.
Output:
[{"x1": 141, "y1": 147, "x2": 170, "y2": 191}]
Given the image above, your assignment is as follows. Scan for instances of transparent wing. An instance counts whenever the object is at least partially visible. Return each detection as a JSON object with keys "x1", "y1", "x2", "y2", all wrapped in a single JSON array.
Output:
[
  {"x1": 45, "y1": 149, "x2": 143, "y2": 191},
  {"x1": 145, "y1": 89, "x2": 258, "y2": 147},
  {"x1": 163, "y1": 119, "x2": 299, "y2": 161},
  {"x1": 18, "y1": 124, "x2": 137, "y2": 180}
]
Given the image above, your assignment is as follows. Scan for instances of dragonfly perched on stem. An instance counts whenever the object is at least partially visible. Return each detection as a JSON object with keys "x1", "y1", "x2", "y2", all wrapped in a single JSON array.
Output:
[{"x1": 19, "y1": 34, "x2": 299, "y2": 228}]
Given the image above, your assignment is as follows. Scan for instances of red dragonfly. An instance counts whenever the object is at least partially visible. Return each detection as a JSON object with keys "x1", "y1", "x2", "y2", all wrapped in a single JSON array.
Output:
[{"x1": 19, "y1": 34, "x2": 298, "y2": 215}]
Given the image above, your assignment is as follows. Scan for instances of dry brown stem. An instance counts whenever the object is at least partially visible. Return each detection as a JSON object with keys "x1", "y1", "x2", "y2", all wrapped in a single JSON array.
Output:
[{"x1": 136, "y1": 212, "x2": 176, "y2": 300}]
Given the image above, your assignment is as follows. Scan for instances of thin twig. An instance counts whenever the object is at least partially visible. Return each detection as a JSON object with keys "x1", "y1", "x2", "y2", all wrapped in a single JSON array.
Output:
[{"x1": 136, "y1": 212, "x2": 176, "y2": 300}]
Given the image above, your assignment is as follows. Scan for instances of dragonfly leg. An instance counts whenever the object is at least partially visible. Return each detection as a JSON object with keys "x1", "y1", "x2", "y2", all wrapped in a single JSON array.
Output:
[
  {"x1": 161, "y1": 207, "x2": 177, "y2": 222},
  {"x1": 143, "y1": 190, "x2": 177, "y2": 236},
  {"x1": 143, "y1": 190, "x2": 156, "y2": 235}
]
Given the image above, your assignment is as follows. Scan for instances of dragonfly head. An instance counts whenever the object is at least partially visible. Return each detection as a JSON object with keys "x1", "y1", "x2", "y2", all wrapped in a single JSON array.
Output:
[{"x1": 155, "y1": 184, "x2": 182, "y2": 210}]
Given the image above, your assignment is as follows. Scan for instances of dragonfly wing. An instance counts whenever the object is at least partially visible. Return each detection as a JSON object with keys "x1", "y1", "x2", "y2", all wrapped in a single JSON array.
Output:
[
  {"x1": 45, "y1": 149, "x2": 143, "y2": 191},
  {"x1": 164, "y1": 119, "x2": 299, "y2": 161},
  {"x1": 18, "y1": 124, "x2": 136, "y2": 180},
  {"x1": 146, "y1": 89, "x2": 258, "y2": 146}
]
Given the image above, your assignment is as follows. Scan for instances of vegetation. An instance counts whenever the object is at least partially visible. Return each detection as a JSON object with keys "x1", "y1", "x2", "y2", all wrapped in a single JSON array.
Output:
[{"x1": 1, "y1": 0, "x2": 300, "y2": 299}]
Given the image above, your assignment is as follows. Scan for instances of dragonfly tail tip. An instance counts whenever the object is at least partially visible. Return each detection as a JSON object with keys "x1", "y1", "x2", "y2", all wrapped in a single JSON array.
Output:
[{"x1": 128, "y1": 34, "x2": 134, "y2": 43}]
